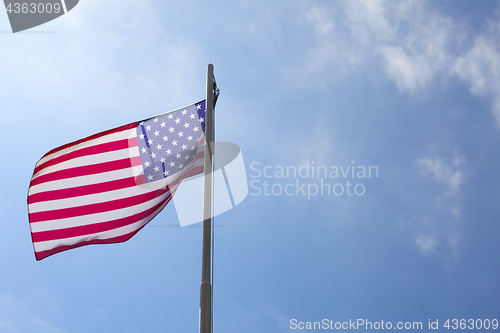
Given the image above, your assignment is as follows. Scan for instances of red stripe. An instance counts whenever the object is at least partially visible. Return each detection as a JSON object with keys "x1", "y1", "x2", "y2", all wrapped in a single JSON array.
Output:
[
  {"x1": 36, "y1": 123, "x2": 138, "y2": 164},
  {"x1": 31, "y1": 194, "x2": 171, "y2": 242},
  {"x1": 34, "y1": 224, "x2": 147, "y2": 261},
  {"x1": 34, "y1": 138, "x2": 138, "y2": 176},
  {"x1": 183, "y1": 165, "x2": 204, "y2": 179},
  {"x1": 29, "y1": 176, "x2": 141, "y2": 204},
  {"x1": 33, "y1": 195, "x2": 170, "y2": 261},
  {"x1": 29, "y1": 188, "x2": 168, "y2": 223},
  {"x1": 30, "y1": 156, "x2": 142, "y2": 187},
  {"x1": 35, "y1": 231, "x2": 139, "y2": 260}
]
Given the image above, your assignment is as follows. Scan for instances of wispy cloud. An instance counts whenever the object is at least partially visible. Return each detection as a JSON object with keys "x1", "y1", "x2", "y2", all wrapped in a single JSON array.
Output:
[
  {"x1": 302, "y1": 0, "x2": 500, "y2": 124},
  {"x1": 413, "y1": 153, "x2": 467, "y2": 258},
  {"x1": 348, "y1": 0, "x2": 454, "y2": 92},
  {"x1": 417, "y1": 155, "x2": 465, "y2": 195},
  {"x1": 305, "y1": 6, "x2": 335, "y2": 35},
  {"x1": 302, "y1": 0, "x2": 454, "y2": 91},
  {"x1": 415, "y1": 234, "x2": 439, "y2": 255},
  {"x1": 454, "y1": 21, "x2": 500, "y2": 124}
]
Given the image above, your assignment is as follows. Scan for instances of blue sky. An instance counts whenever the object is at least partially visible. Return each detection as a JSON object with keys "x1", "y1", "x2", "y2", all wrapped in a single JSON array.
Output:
[{"x1": 1, "y1": 0, "x2": 500, "y2": 332}]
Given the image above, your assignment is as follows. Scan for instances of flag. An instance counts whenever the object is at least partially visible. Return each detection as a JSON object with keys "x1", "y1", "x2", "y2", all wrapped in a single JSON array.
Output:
[{"x1": 28, "y1": 100, "x2": 208, "y2": 260}]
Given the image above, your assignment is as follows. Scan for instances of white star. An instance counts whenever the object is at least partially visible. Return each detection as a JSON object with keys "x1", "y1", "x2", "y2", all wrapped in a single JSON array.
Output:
[
  {"x1": 166, "y1": 149, "x2": 172, "y2": 155},
  {"x1": 156, "y1": 144, "x2": 162, "y2": 150},
  {"x1": 190, "y1": 113, "x2": 196, "y2": 119},
  {"x1": 148, "y1": 174, "x2": 153, "y2": 181},
  {"x1": 154, "y1": 166, "x2": 160, "y2": 172},
  {"x1": 196, "y1": 104, "x2": 201, "y2": 110},
  {"x1": 160, "y1": 157, "x2": 166, "y2": 163},
  {"x1": 139, "y1": 133, "x2": 145, "y2": 139},
  {"x1": 153, "y1": 117, "x2": 158, "y2": 123},
  {"x1": 179, "y1": 164, "x2": 184, "y2": 169},
  {"x1": 169, "y1": 127, "x2": 175, "y2": 133},
  {"x1": 196, "y1": 136, "x2": 202, "y2": 142},
  {"x1": 178, "y1": 131, "x2": 184, "y2": 137},
  {"x1": 163, "y1": 135, "x2": 168, "y2": 141},
  {"x1": 141, "y1": 147, "x2": 147, "y2": 154},
  {"x1": 184, "y1": 122, "x2": 190, "y2": 128},
  {"x1": 146, "y1": 125, "x2": 152, "y2": 131},
  {"x1": 172, "y1": 140, "x2": 178, "y2": 146},
  {"x1": 198, "y1": 117, "x2": 204, "y2": 123},
  {"x1": 148, "y1": 140, "x2": 154, "y2": 147},
  {"x1": 176, "y1": 153, "x2": 181, "y2": 159},
  {"x1": 140, "y1": 121, "x2": 145, "y2": 126},
  {"x1": 150, "y1": 152, "x2": 156, "y2": 158},
  {"x1": 184, "y1": 155, "x2": 190, "y2": 160},
  {"x1": 168, "y1": 114, "x2": 173, "y2": 119},
  {"x1": 181, "y1": 144, "x2": 187, "y2": 150},
  {"x1": 190, "y1": 145, "x2": 196, "y2": 151},
  {"x1": 161, "y1": 121, "x2": 166, "y2": 128},
  {"x1": 187, "y1": 135, "x2": 193, "y2": 141},
  {"x1": 193, "y1": 126, "x2": 199, "y2": 132},
  {"x1": 154, "y1": 130, "x2": 160, "y2": 136},
  {"x1": 182, "y1": 109, "x2": 187, "y2": 115},
  {"x1": 144, "y1": 161, "x2": 151, "y2": 167},
  {"x1": 164, "y1": 171, "x2": 169, "y2": 176},
  {"x1": 170, "y1": 161, "x2": 175, "y2": 167},
  {"x1": 175, "y1": 118, "x2": 181, "y2": 124}
]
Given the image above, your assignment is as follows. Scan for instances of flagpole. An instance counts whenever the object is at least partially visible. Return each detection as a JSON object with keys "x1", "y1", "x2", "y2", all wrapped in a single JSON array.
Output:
[{"x1": 200, "y1": 64, "x2": 214, "y2": 333}]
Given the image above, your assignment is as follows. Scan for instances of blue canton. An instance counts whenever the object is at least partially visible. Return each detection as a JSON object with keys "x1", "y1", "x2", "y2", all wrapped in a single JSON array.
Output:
[{"x1": 137, "y1": 101, "x2": 206, "y2": 183}]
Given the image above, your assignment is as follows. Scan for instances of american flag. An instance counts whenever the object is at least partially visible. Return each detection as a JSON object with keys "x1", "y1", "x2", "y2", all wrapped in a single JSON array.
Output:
[{"x1": 28, "y1": 100, "x2": 208, "y2": 260}]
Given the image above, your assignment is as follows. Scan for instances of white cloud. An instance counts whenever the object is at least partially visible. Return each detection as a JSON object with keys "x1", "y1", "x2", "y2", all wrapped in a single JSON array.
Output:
[
  {"x1": 415, "y1": 234, "x2": 438, "y2": 255},
  {"x1": 411, "y1": 153, "x2": 466, "y2": 259},
  {"x1": 417, "y1": 155, "x2": 465, "y2": 195},
  {"x1": 364, "y1": 1, "x2": 453, "y2": 92},
  {"x1": 302, "y1": 0, "x2": 500, "y2": 124},
  {"x1": 416, "y1": 232, "x2": 459, "y2": 259},
  {"x1": 305, "y1": 6, "x2": 334, "y2": 35},
  {"x1": 303, "y1": 0, "x2": 454, "y2": 91},
  {"x1": 454, "y1": 22, "x2": 500, "y2": 124},
  {"x1": 343, "y1": 0, "x2": 398, "y2": 47}
]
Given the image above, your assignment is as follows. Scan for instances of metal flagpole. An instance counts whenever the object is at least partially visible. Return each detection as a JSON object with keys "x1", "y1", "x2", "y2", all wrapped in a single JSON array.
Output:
[{"x1": 200, "y1": 64, "x2": 215, "y2": 333}]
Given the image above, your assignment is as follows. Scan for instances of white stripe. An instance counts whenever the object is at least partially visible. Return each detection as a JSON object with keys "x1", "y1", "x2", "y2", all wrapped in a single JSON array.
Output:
[
  {"x1": 28, "y1": 151, "x2": 195, "y2": 198},
  {"x1": 29, "y1": 150, "x2": 202, "y2": 212},
  {"x1": 30, "y1": 189, "x2": 172, "y2": 232},
  {"x1": 28, "y1": 165, "x2": 144, "y2": 196},
  {"x1": 29, "y1": 179, "x2": 167, "y2": 213},
  {"x1": 27, "y1": 159, "x2": 190, "y2": 213},
  {"x1": 29, "y1": 174, "x2": 185, "y2": 226},
  {"x1": 33, "y1": 199, "x2": 169, "y2": 252},
  {"x1": 36, "y1": 129, "x2": 136, "y2": 168},
  {"x1": 32, "y1": 146, "x2": 140, "y2": 181},
  {"x1": 29, "y1": 136, "x2": 201, "y2": 254}
]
